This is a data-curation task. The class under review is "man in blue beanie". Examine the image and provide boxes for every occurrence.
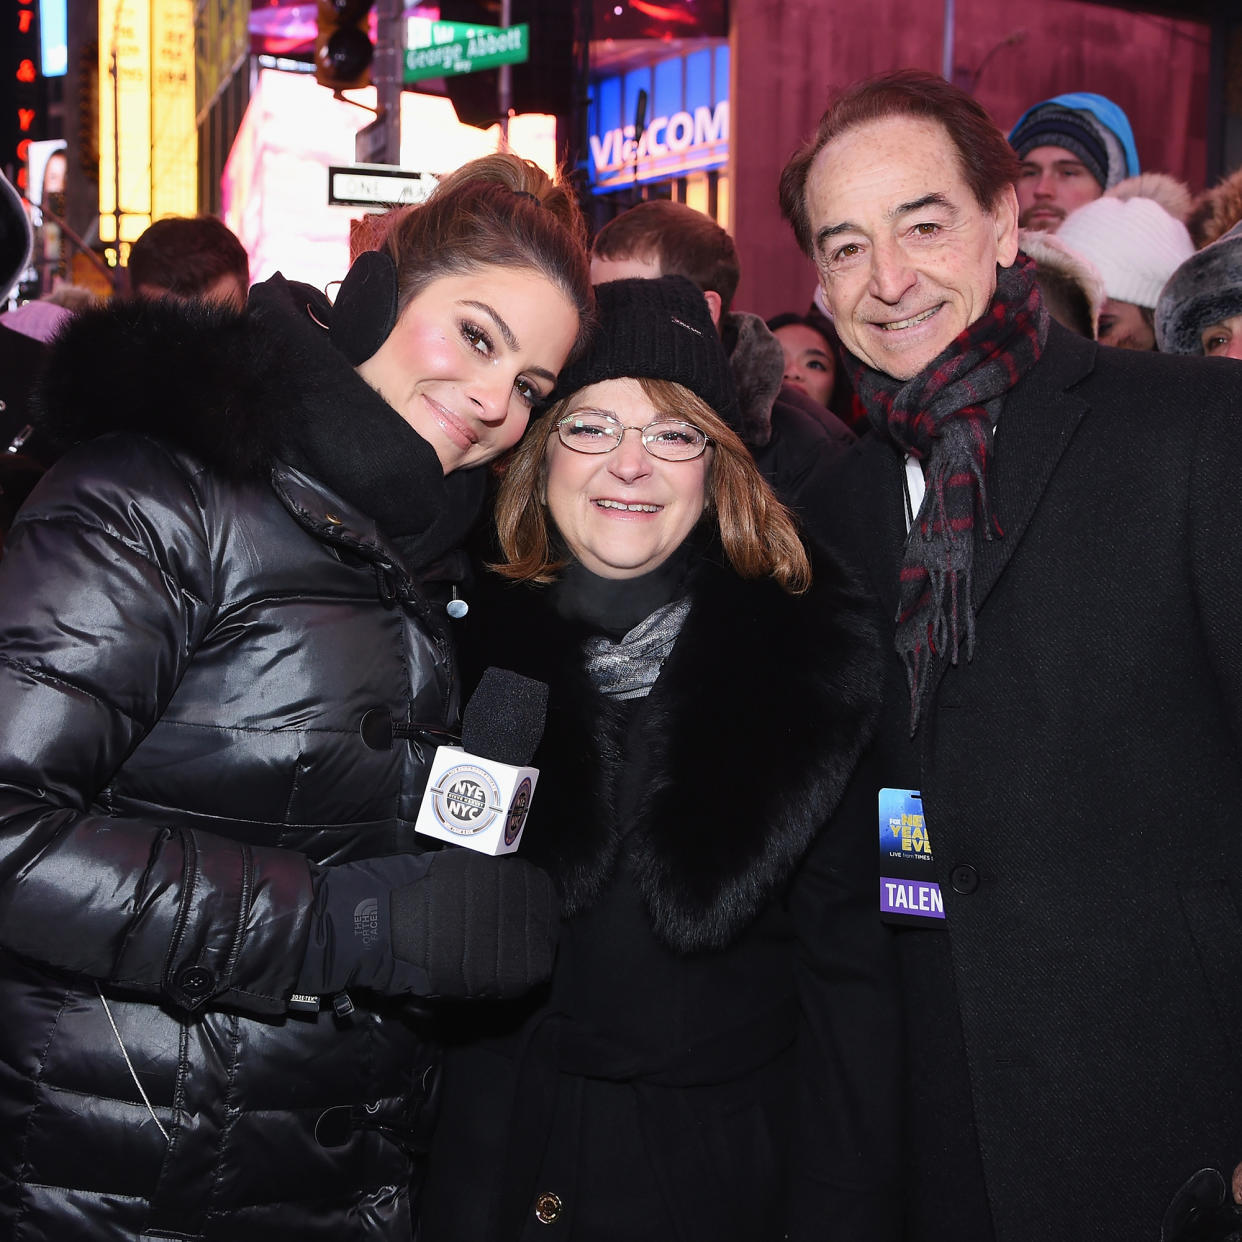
[1008,91,1140,231]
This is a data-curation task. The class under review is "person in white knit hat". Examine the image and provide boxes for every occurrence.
[1057,176,1194,349]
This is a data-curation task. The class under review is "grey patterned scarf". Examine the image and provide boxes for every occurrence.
[582,597,691,700]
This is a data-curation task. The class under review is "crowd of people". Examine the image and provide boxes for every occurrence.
[0,66,1239,1242]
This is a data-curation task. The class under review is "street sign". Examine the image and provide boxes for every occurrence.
[328,164,438,208]
[354,115,392,166]
[406,19,489,45]
[403,23,529,84]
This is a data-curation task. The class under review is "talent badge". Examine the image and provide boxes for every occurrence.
[878,788,945,926]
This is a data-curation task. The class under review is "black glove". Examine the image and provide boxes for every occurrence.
[1162,1168,1242,1242]
[295,850,558,1003]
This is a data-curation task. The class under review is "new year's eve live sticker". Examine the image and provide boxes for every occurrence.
[878,788,945,926]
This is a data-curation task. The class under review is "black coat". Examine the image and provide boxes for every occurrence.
[419,546,886,1241]
[721,310,854,532]
[0,285,460,1241]
[812,324,1242,1242]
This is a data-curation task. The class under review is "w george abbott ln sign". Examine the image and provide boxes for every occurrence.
[403,18,529,84]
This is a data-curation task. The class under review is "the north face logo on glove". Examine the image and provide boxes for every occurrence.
[353,897,380,947]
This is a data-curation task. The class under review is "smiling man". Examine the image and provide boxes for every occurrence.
[780,69,1242,1242]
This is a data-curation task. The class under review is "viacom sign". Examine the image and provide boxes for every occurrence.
[590,101,729,189]
[588,45,729,191]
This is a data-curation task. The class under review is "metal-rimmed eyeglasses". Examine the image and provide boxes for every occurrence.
[555,411,711,461]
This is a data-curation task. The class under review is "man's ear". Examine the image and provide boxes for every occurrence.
[993,183,1021,267]
[702,288,723,327]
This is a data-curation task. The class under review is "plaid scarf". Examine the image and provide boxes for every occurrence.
[845,256,1049,730]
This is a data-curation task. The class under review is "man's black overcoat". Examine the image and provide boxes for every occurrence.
[809,322,1242,1242]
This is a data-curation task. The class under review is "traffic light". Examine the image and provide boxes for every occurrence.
[315,0,375,92]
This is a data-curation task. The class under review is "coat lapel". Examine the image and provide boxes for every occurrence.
[855,435,909,628]
[970,323,1095,614]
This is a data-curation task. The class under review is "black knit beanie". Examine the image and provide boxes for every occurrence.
[553,275,742,431]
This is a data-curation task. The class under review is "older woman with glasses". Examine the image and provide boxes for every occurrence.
[419,275,891,1242]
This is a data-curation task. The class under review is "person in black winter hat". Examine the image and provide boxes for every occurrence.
[551,274,742,428]
[0,154,594,1242]
[589,199,854,529]
[419,274,888,1242]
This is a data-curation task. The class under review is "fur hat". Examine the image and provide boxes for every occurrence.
[1008,93,1140,191]
[0,171,32,304]
[1018,229,1106,339]
[1187,164,1242,249]
[1108,172,1194,223]
[1057,193,1194,310]
[1155,220,1242,355]
[553,275,741,430]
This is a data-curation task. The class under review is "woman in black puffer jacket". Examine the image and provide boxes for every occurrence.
[0,155,591,1242]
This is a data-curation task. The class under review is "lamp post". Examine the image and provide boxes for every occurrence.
[373,0,402,164]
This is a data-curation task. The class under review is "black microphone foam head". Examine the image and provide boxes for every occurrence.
[460,667,549,767]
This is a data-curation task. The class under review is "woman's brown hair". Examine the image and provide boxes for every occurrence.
[379,154,595,360]
[492,378,811,594]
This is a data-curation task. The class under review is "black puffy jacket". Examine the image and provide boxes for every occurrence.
[0,283,465,1240]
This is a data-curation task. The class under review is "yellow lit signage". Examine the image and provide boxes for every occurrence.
[150,0,196,220]
[98,0,196,250]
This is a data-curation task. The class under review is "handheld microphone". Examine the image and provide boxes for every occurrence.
[415,668,548,855]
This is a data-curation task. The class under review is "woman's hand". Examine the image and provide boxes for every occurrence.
[296,850,558,1003]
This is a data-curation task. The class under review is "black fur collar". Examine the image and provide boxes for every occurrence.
[464,548,879,952]
[32,276,488,567]
[35,275,353,479]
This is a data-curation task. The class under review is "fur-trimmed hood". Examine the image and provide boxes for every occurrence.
[1108,172,1194,222]
[720,310,786,449]
[1189,164,1242,249]
[463,547,880,952]
[34,274,360,479]
[1020,230,1106,339]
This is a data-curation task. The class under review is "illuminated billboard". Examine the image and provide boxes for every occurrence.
[223,67,556,294]
[39,0,66,75]
[98,0,196,251]
[588,44,728,190]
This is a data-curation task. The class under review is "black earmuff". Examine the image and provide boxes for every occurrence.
[329,249,400,366]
